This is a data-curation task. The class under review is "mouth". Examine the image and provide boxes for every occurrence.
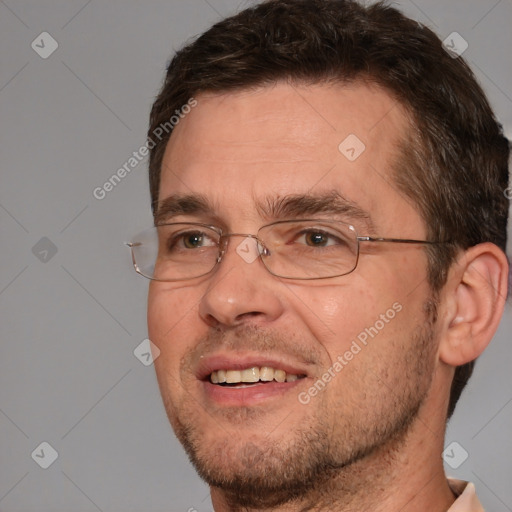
[210,366,307,387]
[197,355,311,406]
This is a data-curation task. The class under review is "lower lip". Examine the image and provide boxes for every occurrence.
[202,379,304,406]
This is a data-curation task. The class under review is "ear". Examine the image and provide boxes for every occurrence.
[439,242,509,366]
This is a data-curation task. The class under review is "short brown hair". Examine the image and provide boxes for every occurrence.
[147,0,510,418]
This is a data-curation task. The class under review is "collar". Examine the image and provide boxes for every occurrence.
[447,479,485,512]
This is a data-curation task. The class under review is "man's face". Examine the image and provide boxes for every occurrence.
[148,82,439,506]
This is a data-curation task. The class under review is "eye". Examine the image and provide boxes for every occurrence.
[182,232,206,249]
[168,231,217,251]
[296,229,341,247]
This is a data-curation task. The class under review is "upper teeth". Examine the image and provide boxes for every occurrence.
[210,367,299,384]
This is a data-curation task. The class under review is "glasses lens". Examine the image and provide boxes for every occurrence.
[259,220,358,279]
[130,224,220,281]
[129,220,359,281]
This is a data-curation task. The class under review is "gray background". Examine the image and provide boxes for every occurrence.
[0,1,511,511]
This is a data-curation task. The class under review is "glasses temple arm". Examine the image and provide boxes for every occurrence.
[357,236,450,245]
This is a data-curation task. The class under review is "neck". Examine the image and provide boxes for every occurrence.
[210,401,456,512]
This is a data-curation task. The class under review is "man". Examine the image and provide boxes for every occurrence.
[127,1,509,510]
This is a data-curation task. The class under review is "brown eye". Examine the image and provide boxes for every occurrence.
[304,232,330,246]
[182,233,204,249]
[165,230,217,252]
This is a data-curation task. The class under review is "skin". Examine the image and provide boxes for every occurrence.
[147,82,508,511]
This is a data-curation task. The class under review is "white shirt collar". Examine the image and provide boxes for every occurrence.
[447,479,485,512]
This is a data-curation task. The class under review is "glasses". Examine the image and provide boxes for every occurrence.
[126,219,445,281]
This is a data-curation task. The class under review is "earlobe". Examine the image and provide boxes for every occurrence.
[439,243,509,367]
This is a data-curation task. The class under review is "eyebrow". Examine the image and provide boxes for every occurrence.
[256,191,375,231]
[154,194,216,225]
[154,191,376,233]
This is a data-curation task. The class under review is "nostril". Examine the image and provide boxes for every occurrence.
[235,311,264,323]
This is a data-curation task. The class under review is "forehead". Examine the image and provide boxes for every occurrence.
[158,81,422,233]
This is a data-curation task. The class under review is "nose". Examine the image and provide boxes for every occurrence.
[198,235,285,328]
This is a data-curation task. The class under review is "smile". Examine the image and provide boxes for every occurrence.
[210,366,305,385]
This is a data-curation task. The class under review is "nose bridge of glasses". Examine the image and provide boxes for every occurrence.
[218,233,267,263]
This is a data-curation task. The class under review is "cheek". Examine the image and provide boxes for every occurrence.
[148,281,198,332]
[287,283,383,358]
[289,272,417,369]
[147,285,172,342]
[147,284,200,369]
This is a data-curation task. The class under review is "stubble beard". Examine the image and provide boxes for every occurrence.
[163,303,438,510]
